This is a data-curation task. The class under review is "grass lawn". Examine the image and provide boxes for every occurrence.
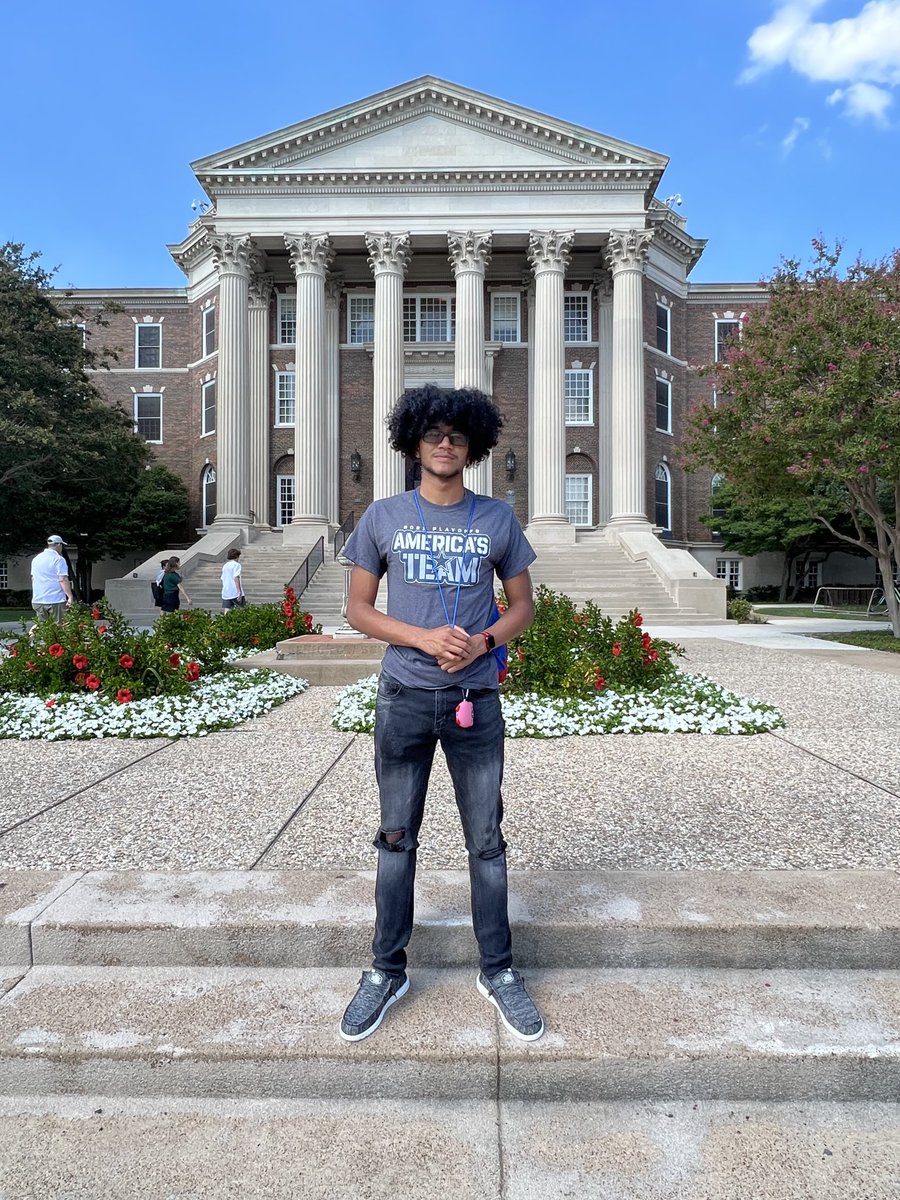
[753,605,887,620]
[814,631,900,653]
[0,610,33,623]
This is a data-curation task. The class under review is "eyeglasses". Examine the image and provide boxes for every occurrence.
[422,428,469,447]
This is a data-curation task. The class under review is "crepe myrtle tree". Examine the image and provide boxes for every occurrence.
[682,241,900,636]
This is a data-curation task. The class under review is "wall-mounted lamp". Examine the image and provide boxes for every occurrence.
[505,448,517,480]
[350,450,362,482]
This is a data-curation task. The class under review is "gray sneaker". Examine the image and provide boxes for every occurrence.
[339,969,409,1042]
[476,968,544,1041]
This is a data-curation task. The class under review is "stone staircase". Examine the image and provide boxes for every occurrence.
[530,530,712,624]
[1,867,899,1194]
[182,531,311,611]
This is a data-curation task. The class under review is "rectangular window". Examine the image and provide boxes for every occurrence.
[276,474,295,527]
[348,295,375,344]
[795,560,822,590]
[278,295,296,345]
[135,323,161,369]
[715,319,740,361]
[564,370,593,424]
[402,295,455,343]
[201,379,216,436]
[0,560,7,590]
[202,307,216,357]
[134,393,162,442]
[656,303,671,354]
[564,293,590,342]
[491,293,520,342]
[275,371,296,426]
[655,378,672,432]
[565,474,592,527]
[716,558,742,590]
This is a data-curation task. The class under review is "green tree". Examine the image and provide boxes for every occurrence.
[0,242,188,592]
[683,242,900,635]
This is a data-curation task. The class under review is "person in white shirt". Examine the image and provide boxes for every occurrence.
[221,548,245,609]
[31,535,74,622]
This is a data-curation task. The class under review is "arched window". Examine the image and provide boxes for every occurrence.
[654,463,671,533]
[201,465,217,528]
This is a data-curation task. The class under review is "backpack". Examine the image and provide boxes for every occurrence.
[487,601,508,682]
[151,579,164,607]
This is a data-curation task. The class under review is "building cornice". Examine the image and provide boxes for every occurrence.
[688,283,768,301]
[195,170,658,196]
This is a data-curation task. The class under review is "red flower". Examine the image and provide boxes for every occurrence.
[285,587,296,601]
[185,661,200,683]
[169,653,181,668]
[516,647,525,662]
[282,602,293,616]
[304,612,313,631]
[116,688,133,704]
[73,654,89,670]
[119,654,135,669]
[249,635,259,645]
[97,625,108,636]
[45,698,56,708]
[48,643,64,658]
[649,649,658,662]
[612,642,621,657]
[594,676,606,691]
[631,613,643,627]
[642,633,652,650]
[91,607,101,619]
[74,672,86,686]
[26,661,37,672]
[285,619,294,631]
[9,646,16,658]
[85,675,101,691]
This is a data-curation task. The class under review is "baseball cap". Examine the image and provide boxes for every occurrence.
[46,535,67,546]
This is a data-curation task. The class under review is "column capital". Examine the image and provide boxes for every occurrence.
[365,232,412,277]
[209,233,256,277]
[606,229,653,275]
[527,230,574,276]
[447,230,492,275]
[284,232,335,277]
[248,271,274,309]
[324,272,344,309]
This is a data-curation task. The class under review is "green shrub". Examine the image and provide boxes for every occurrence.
[502,585,684,696]
[727,598,753,623]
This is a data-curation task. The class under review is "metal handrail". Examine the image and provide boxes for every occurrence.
[334,511,355,560]
[285,536,324,598]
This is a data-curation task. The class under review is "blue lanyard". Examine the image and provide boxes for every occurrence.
[412,489,477,629]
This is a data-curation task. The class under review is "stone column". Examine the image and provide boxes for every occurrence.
[607,230,653,529]
[208,233,255,529]
[525,230,575,543]
[324,273,343,526]
[366,232,411,500]
[248,268,274,529]
[284,232,334,544]
[595,269,614,526]
[448,231,492,496]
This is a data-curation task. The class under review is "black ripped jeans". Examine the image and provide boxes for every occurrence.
[371,672,512,977]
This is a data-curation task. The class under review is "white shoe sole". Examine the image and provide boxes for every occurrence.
[339,976,410,1042]
[476,973,544,1041]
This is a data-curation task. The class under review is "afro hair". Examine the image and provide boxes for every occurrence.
[386,385,503,465]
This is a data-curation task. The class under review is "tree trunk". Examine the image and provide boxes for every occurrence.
[788,553,810,602]
[779,553,793,602]
[877,553,900,637]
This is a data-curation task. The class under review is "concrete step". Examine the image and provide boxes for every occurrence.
[3,963,900,1101]
[12,869,900,971]
[5,1096,899,1199]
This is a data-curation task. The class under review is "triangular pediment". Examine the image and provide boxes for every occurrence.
[192,76,667,181]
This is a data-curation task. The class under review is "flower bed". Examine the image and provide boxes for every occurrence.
[332,672,784,738]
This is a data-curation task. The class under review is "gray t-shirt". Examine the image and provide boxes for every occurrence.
[344,488,536,690]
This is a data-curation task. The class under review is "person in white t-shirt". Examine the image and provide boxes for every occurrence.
[220,548,245,609]
[31,535,74,622]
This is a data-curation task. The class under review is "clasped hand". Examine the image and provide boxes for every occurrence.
[421,624,483,673]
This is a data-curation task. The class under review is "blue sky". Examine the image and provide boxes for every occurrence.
[3,0,898,287]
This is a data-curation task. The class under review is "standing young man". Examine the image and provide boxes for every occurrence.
[340,384,543,1043]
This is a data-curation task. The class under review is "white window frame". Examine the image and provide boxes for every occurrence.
[655,376,672,433]
[201,379,217,437]
[277,294,297,345]
[565,473,593,527]
[275,371,296,426]
[715,318,740,362]
[491,292,521,343]
[716,558,742,590]
[134,392,162,443]
[201,465,217,528]
[656,302,671,355]
[795,560,822,590]
[202,307,216,358]
[135,322,162,369]
[564,292,590,343]
[654,463,672,532]
[403,294,455,343]
[0,560,7,590]
[276,474,295,527]
[564,369,593,425]
[348,294,375,344]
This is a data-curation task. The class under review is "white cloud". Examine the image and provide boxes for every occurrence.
[744,1,900,122]
[781,115,811,152]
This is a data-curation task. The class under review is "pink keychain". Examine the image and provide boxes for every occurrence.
[455,691,474,728]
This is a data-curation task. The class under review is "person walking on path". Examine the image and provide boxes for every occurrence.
[220,548,245,609]
[160,557,191,613]
[339,384,543,1043]
[30,535,74,622]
